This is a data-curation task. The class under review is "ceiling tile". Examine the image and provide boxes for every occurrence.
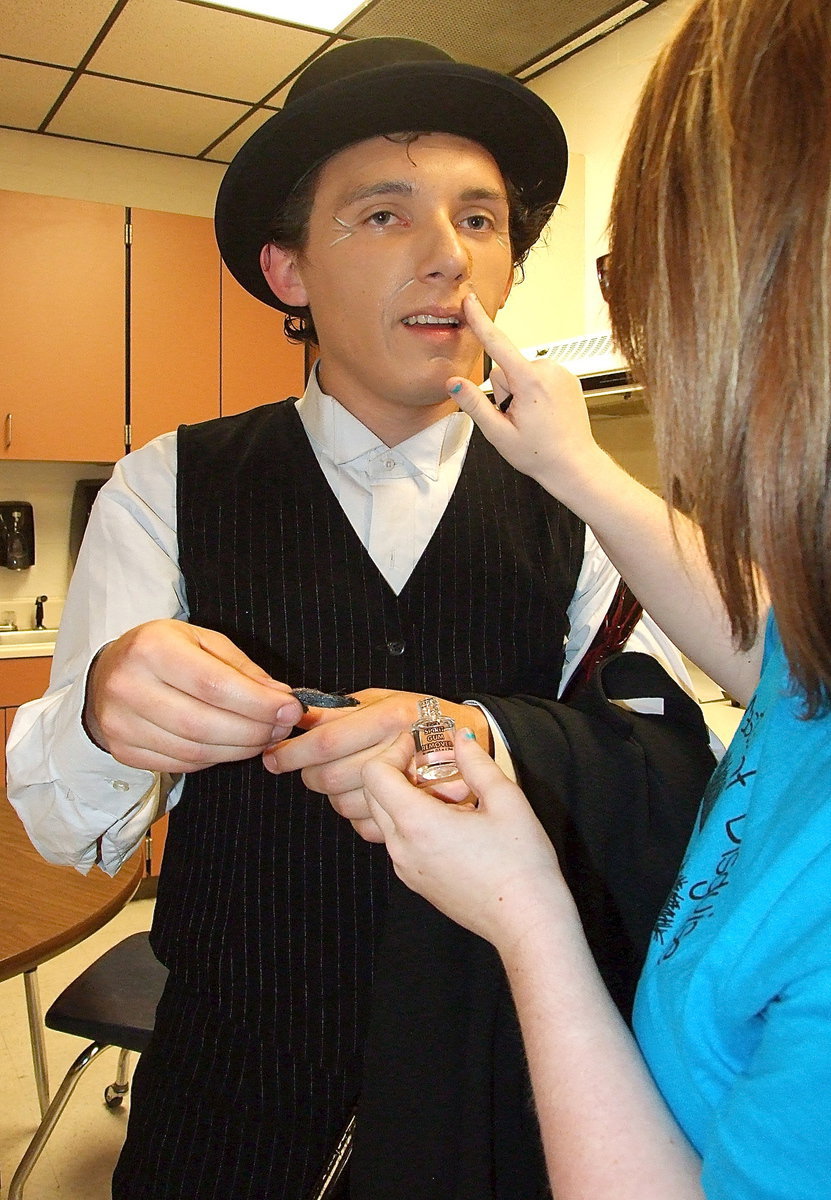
[0,59,72,129]
[0,1,671,162]
[0,0,118,65]
[203,105,278,162]
[346,0,646,75]
[89,0,330,102]
[46,74,252,156]
[262,34,351,105]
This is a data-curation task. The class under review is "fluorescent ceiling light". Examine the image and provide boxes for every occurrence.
[191,0,368,33]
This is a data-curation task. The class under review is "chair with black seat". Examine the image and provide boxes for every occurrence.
[9,930,169,1199]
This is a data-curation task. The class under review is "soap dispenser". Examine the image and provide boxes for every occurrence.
[0,501,35,570]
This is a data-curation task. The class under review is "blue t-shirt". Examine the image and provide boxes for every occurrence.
[634,618,831,1199]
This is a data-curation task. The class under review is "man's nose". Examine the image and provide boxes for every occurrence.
[419,220,472,283]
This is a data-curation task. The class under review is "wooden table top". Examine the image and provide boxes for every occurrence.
[0,788,144,981]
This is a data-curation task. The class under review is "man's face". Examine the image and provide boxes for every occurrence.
[263,132,514,441]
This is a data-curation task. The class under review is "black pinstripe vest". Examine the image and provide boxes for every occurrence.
[152,399,583,1071]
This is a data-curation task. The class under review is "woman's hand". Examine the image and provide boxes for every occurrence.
[362,728,571,952]
[448,292,610,507]
[264,690,491,843]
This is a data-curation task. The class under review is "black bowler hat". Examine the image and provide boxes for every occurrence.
[215,37,568,311]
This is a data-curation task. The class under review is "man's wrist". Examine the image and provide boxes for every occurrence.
[458,700,494,755]
[81,645,111,752]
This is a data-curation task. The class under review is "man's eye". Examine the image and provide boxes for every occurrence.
[461,214,495,232]
[367,210,396,226]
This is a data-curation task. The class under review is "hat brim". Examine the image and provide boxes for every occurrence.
[215,60,567,311]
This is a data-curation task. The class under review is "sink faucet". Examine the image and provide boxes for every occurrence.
[34,594,48,630]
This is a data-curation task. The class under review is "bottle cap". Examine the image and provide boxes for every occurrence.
[417,696,443,722]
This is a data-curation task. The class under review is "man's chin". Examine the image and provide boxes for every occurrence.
[410,380,468,408]
[418,353,480,395]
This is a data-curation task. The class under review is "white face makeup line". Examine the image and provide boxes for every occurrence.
[327,211,509,253]
[332,176,510,235]
[329,213,355,243]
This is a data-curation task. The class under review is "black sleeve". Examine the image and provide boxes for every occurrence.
[351,654,716,1200]
[464,650,716,1018]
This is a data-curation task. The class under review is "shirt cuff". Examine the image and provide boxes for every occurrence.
[11,661,163,873]
[462,700,518,783]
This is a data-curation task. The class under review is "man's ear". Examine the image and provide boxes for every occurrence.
[260,244,309,308]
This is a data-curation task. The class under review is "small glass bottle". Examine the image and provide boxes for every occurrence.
[411,696,459,782]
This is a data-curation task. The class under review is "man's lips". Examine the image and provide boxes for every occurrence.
[400,308,464,330]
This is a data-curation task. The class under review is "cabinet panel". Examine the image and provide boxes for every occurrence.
[1,657,52,785]
[0,657,52,707]
[220,264,304,416]
[2,705,17,784]
[130,209,220,450]
[0,190,125,462]
[148,812,168,877]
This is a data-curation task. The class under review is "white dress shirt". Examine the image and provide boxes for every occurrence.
[7,370,689,874]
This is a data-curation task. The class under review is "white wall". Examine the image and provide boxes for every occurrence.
[0,461,112,630]
[502,0,695,341]
[497,152,585,350]
[0,127,222,216]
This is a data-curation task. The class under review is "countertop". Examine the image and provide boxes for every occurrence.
[0,631,57,660]
[683,656,744,748]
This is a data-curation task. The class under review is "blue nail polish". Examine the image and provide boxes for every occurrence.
[463,729,476,740]
[450,382,463,395]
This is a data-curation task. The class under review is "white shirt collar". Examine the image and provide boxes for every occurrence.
[296,365,472,482]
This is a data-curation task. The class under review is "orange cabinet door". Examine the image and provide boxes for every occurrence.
[0,190,125,462]
[129,209,221,450]
[2,706,16,785]
[1,657,52,785]
[220,264,305,416]
[147,812,168,877]
[0,657,53,707]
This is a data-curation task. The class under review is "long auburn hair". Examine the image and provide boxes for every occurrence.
[607,0,831,712]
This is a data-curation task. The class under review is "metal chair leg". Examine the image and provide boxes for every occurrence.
[307,1110,356,1200]
[22,969,49,1117]
[8,1040,111,1200]
[104,1047,133,1108]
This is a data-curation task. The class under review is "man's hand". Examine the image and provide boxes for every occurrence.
[263,689,492,843]
[84,619,304,774]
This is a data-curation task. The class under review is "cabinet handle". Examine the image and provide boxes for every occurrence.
[4,413,10,449]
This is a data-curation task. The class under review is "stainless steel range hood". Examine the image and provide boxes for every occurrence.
[481,331,658,489]
[483,332,646,417]
[520,332,646,417]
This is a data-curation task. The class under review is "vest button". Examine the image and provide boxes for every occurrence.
[386,640,406,656]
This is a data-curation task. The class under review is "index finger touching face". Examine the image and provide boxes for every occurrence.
[461,292,530,380]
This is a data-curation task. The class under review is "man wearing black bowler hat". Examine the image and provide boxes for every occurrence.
[8,36,714,1200]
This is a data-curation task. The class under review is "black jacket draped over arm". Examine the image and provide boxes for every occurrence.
[350,652,717,1200]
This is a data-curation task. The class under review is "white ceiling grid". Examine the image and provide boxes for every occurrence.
[0,0,668,163]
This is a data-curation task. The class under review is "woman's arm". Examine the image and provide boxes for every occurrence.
[363,732,704,1199]
[449,294,765,706]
